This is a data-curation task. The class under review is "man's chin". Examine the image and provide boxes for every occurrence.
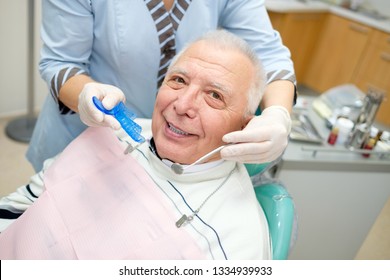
[156,147,189,164]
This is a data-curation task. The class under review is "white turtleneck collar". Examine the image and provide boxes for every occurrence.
[135,138,237,183]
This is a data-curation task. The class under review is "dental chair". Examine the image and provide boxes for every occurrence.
[245,163,296,260]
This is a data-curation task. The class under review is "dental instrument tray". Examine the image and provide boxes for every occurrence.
[290,111,323,144]
[92,96,145,143]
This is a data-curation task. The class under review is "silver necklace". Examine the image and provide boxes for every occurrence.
[175,169,234,228]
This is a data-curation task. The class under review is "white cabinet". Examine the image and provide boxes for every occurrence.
[279,168,390,259]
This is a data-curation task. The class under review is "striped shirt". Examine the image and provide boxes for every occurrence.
[47,0,295,115]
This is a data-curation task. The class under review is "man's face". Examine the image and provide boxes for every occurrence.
[152,40,255,164]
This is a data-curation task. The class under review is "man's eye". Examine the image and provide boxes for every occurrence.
[210,91,222,100]
[173,77,185,84]
[166,76,186,89]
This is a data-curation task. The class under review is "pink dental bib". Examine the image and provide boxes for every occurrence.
[0,127,205,259]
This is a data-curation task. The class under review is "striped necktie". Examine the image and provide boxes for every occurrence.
[145,0,192,89]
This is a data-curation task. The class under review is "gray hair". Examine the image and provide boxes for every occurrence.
[168,29,266,116]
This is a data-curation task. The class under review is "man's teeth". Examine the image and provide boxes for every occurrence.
[169,123,189,135]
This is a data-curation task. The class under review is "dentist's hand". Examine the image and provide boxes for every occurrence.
[221,106,291,164]
[78,83,126,129]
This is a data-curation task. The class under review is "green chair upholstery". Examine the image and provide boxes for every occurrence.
[245,163,295,260]
[254,183,294,260]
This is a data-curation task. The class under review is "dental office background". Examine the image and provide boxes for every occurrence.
[1,0,390,117]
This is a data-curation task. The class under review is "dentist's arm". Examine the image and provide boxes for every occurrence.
[59,75,125,130]
[260,80,295,114]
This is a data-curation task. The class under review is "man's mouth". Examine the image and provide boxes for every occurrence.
[168,123,190,136]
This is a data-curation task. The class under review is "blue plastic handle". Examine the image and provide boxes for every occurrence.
[92,96,145,143]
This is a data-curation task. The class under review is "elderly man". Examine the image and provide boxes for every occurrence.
[0,30,273,259]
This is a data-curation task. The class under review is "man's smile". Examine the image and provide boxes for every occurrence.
[168,123,190,136]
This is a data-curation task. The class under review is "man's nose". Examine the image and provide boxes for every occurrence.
[174,86,200,118]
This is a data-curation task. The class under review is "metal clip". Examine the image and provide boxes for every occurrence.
[176,214,188,228]
[124,142,142,155]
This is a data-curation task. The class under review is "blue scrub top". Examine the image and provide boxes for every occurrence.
[28,0,295,171]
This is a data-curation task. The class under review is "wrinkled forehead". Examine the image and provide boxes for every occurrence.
[177,40,244,70]
[172,40,254,88]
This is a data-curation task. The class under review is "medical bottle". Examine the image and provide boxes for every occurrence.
[327,126,339,145]
[380,131,390,144]
[374,131,390,154]
[335,118,354,146]
[374,129,382,145]
[337,106,351,120]
[361,127,379,149]
[362,138,375,158]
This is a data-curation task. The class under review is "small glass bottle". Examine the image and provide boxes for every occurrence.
[338,106,351,120]
[335,117,354,146]
[327,126,339,145]
[370,127,379,145]
[375,130,383,144]
[362,138,376,158]
[380,131,390,144]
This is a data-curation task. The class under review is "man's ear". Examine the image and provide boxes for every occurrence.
[241,115,253,130]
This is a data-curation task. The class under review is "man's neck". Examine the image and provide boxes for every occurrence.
[148,138,225,174]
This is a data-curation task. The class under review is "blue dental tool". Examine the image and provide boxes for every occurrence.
[92,96,145,143]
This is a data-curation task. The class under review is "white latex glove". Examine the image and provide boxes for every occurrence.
[78,83,126,129]
[221,106,292,164]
